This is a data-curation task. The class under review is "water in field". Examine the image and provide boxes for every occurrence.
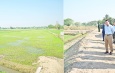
[0,37,44,54]
[0,45,5,48]
[25,46,44,54]
[0,29,63,72]
[8,40,24,46]
[0,65,21,73]
[7,37,29,46]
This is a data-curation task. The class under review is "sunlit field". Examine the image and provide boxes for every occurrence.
[0,29,63,73]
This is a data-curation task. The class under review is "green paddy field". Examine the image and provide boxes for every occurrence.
[0,29,63,73]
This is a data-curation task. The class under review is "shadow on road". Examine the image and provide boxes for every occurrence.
[95,34,102,38]
[84,47,105,50]
[65,50,115,73]
[80,55,115,61]
[72,61,115,69]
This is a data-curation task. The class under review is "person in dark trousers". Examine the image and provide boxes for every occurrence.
[102,24,105,41]
[112,22,115,43]
[98,24,100,32]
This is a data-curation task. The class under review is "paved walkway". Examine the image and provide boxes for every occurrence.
[65,29,115,73]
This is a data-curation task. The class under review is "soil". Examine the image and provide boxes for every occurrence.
[65,29,115,73]
[37,56,64,73]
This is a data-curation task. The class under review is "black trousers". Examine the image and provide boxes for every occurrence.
[113,32,115,43]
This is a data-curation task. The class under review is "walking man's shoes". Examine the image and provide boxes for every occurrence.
[109,52,112,55]
[104,51,108,54]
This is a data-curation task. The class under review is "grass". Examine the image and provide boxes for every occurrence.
[48,29,63,34]
[64,33,80,41]
[0,72,6,73]
[64,33,82,43]
[0,71,6,73]
[0,29,63,72]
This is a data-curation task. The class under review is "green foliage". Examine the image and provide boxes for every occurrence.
[86,21,97,26]
[82,23,86,25]
[0,71,6,73]
[64,18,74,26]
[48,24,63,29]
[64,14,115,27]
[48,24,55,28]
[55,23,61,30]
[64,18,97,26]
[98,14,115,25]
[74,22,81,26]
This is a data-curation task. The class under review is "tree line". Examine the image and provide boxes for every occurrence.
[48,23,63,29]
[0,23,63,30]
[97,14,115,25]
[64,14,115,27]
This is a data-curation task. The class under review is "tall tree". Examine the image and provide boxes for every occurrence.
[102,14,114,25]
[105,14,109,20]
[64,18,74,26]
[82,23,87,26]
[74,22,80,26]
[55,21,61,30]
[97,20,102,24]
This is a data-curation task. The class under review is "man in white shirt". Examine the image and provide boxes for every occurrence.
[104,20,114,55]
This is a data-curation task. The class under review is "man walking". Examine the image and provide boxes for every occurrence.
[104,20,114,55]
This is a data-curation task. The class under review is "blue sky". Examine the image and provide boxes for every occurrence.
[0,0,63,27]
[64,0,115,23]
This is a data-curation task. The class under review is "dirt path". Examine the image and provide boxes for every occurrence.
[65,29,115,73]
[36,56,64,73]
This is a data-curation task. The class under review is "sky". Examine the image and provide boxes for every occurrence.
[64,0,115,23]
[0,0,63,27]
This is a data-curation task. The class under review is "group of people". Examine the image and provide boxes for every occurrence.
[102,20,115,55]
